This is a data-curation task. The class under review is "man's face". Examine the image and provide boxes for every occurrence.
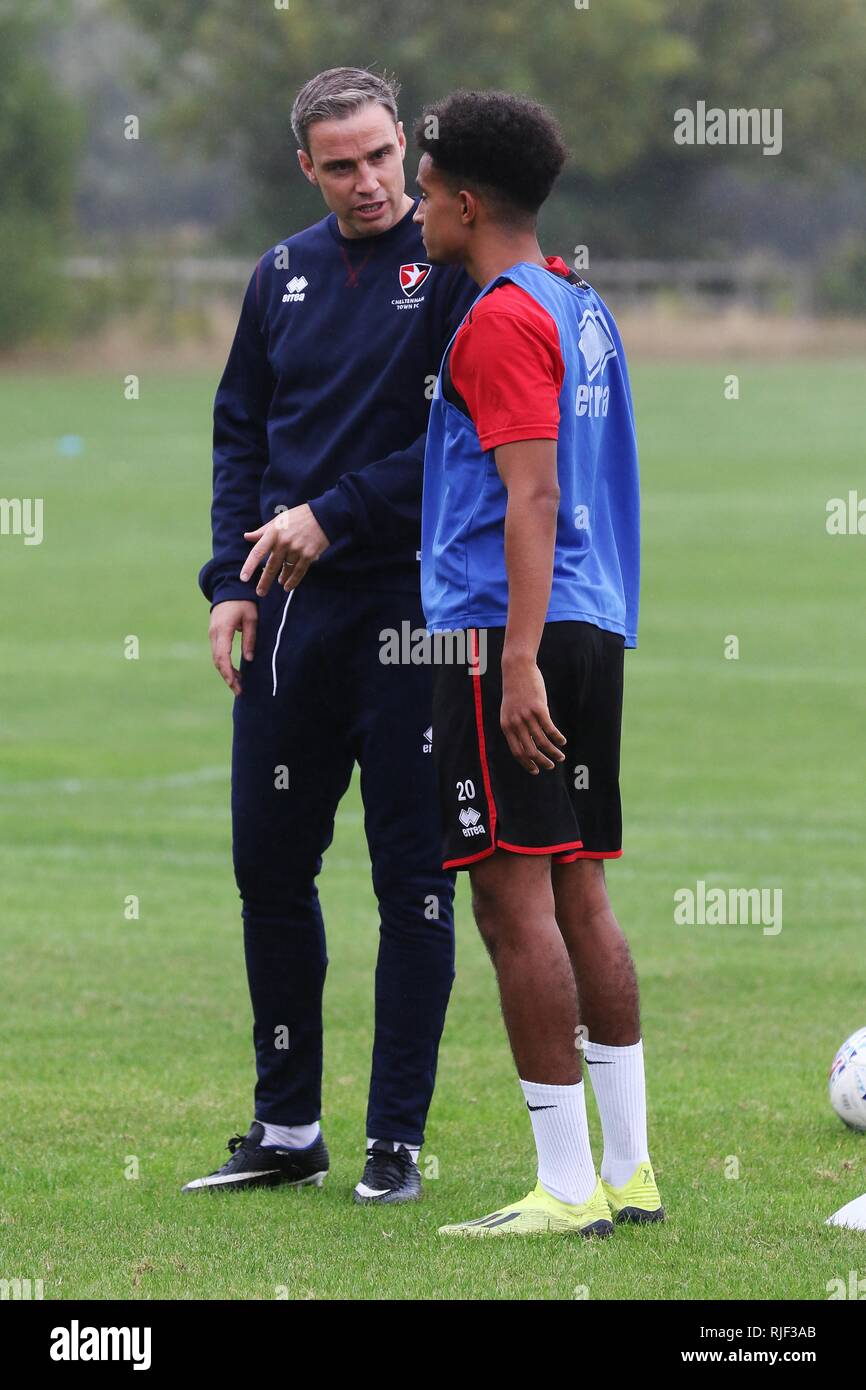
[413,153,469,264]
[298,102,408,238]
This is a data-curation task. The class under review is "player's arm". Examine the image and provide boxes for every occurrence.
[495,440,567,774]
[302,265,478,550]
[306,432,426,551]
[247,268,477,594]
[240,431,431,596]
[200,263,275,692]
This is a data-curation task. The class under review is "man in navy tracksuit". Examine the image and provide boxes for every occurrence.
[183,68,475,1202]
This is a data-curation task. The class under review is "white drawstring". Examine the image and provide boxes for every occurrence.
[271,590,294,696]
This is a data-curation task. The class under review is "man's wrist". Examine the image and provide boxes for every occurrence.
[209,578,260,609]
[307,489,354,545]
[501,641,539,669]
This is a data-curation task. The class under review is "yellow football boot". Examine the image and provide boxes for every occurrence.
[438,1177,614,1237]
[601,1161,665,1224]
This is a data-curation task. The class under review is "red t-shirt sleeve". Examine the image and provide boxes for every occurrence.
[448,286,565,451]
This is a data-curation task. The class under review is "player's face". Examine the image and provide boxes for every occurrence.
[298,103,410,238]
[413,154,467,264]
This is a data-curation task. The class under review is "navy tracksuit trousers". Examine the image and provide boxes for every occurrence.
[231,578,455,1146]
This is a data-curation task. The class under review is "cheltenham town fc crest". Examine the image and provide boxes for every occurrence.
[399,263,432,297]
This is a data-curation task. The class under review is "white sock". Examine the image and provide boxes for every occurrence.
[583,1037,649,1188]
[519,1078,597,1205]
[368,1138,420,1166]
[259,1121,320,1149]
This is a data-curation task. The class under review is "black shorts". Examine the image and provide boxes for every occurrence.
[431,622,625,870]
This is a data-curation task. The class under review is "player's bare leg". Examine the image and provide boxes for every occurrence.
[435,848,615,1236]
[551,858,639,1045]
[469,850,580,1084]
[552,857,664,1222]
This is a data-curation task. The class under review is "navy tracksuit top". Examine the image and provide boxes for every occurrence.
[199,197,476,606]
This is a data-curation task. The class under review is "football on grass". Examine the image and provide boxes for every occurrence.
[829,1027,866,1131]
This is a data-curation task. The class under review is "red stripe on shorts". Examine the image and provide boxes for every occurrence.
[470,628,498,845]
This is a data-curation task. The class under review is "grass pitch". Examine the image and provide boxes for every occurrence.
[1,360,864,1299]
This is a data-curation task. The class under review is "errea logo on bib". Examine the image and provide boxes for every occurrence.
[576,383,610,418]
[577,308,616,380]
[576,307,616,417]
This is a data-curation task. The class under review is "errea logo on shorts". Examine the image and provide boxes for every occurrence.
[282,276,308,303]
[458,806,486,837]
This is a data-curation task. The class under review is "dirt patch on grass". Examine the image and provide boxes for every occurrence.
[2,305,866,374]
[616,307,866,360]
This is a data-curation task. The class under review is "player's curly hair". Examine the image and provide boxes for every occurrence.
[414,90,568,219]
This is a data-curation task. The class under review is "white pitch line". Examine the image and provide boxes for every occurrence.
[0,765,229,795]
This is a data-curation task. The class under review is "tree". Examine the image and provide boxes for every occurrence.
[0,10,82,347]
[112,0,866,257]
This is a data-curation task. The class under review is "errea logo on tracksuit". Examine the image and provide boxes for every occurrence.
[282,276,308,303]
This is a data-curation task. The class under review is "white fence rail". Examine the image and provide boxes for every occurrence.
[63,254,813,313]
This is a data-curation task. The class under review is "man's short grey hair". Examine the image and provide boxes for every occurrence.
[291,67,401,155]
